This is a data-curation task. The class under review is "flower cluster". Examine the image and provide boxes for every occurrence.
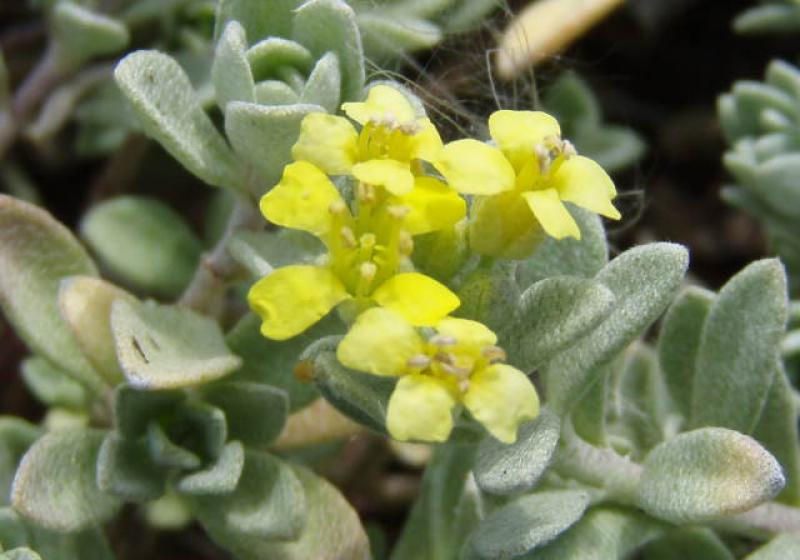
[248,84,620,443]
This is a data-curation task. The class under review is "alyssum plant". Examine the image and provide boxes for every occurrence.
[0,1,799,559]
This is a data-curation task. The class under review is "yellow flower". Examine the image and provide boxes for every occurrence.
[337,307,540,443]
[248,161,465,340]
[292,84,443,196]
[434,110,621,258]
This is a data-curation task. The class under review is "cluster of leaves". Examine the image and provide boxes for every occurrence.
[733,0,800,34]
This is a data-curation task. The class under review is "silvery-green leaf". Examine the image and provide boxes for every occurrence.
[81,196,203,297]
[543,72,600,131]
[177,441,245,495]
[96,434,165,501]
[441,0,500,33]
[691,259,787,433]
[642,528,733,560]
[391,445,478,560]
[191,450,305,543]
[215,0,301,44]
[744,534,800,559]
[11,430,121,532]
[657,287,714,421]
[766,59,800,98]
[525,507,664,560]
[544,243,688,414]
[511,277,614,371]
[146,423,202,470]
[247,38,313,81]
[228,229,325,278]
[455,261,519,341]
[637,427,784,524]
[52,3,129,67]
[213,21,255,111]
[570,365,610,446]
[203,381,288,446]
[170,401,228,462]
[300,52,341,113]
[468,490,589,559]
[576,127,646,173]
[114,51,243,191]
[292,0,364,101]
[0,419,40,506]
[224,101,324,192]
[112,384,185,439]
[0,195,104,393]
[474,409,560,496]
[752,364,800,504]
[20,357,88,410]
[754,155,800,219]
[58,276,134,385]
[144,491,192,531]
[357,13,441,59]
[255,81,300,105]
[734,5,800,34]
[111,299,242,389]
[517,207,608,289]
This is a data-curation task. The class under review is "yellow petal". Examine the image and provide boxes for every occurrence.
[291,113,358,175]
[399,176,467,235]
[468,191,546,259]
[372,272,460,326]
[260,161,350,239]
[337,308,424,376]
[436,317,497,349]
[408,118,444,162]
[463,364,539,443]
[387,374,457,442]
[342,84,417,125]
[352,159,414,195]
[248,265,349,340]
[522,188,581,240]
[552,155,621,219]
[434,139,516,196]
[489,110,560,170]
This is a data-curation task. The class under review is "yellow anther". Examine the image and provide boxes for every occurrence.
[429,334,457,347]
[340,226,357,248]
[562,139,577,158]
[482,345,508,363]
[458,379,470,393]
[440,361,471,378]
[357,181,376,203]
[388,205,411,220]
[359,233,376,250]
[360,261,377,280]
[329,200,347,214]
[407,354,432,369]
[399,231,414,256]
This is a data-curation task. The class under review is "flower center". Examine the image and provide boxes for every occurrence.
[357,118,421,163]
[517,135,577,192]
[406,335,507,393]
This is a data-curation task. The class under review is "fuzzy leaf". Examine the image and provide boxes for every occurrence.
[657,287,714,421]
[203,382,288,446]
[691,259,787,433]
[455,261,520,340]
[511,277,614,371]
[642,528,733,560]
[468,490,589,559]
[357,14,441,60]
[111,299,241,389]
[177,441,245,495]
[745,534,800,559]
[96,434,165,501]
[247,38,313,81]
[81,196,203,297]
[112,384,185,439]
[225,101,324,192]
[0,196,104,393]
[228,229,325,278]
[637,427,784,524]
[52,3,129,67]
[300,52,341,113]
[114,51,243,191]
[0,419,40,506]
[11,430,121,532]
[214,0,301,43]
[292,0,364,101]
[213,21,255,111]
[20,358,88,410]
[544,243,688,414]
[474,409,560,496]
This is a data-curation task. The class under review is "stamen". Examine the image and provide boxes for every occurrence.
[440,361,471,378]
[458,379,470,393]
[399,121,422,135]
[340,226,357,248]
[329,200,347,215]
[399,231,414,256]
[357,182,376,204]
[535,143,551,174]
[429,334,457,347]
[407,354,431,369]
[359,233,376,250]
[387,204,410,220]
[482,345,507,363]
[360,261,377,280]
[562,139,577,157]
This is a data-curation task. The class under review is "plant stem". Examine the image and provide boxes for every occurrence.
[178,194,262,315]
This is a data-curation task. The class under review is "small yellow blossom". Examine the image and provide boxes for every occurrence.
[248,161,465,340]
[434,110,621,258]
[292,84,443,196]
[337,307,540,443]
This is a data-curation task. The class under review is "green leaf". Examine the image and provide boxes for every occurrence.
[213,21,255,111]
[146,423,202,470]
[191,450,305,543]
[642,528,733,560]
[81,196,203,297]
[247,38,313,81]
[570,365,611,447]
[734,5,800,34]
[114,51,243,191]
[744,534,800,559]
[292,0,365,101]
[214,0,302,44]
[517,207,608,289]
[468,490,589,559]
[510,277,615,371]
[228,229,324,278]
[637,427,784,524]
[20,358,88,410]
[255,81,300,105]
[691,259,787,433]
[544,243,688,414]
[300,52,341,113]
[455,261,520,340]
[58,276,133,385]
[96,434,165,501]
[2,549,41,560]
[0,195,104,393]
[391,445,478,560]
[52,3,129,67]
[357,14,441,60]
[474,409,560,496]
[657,287,714,422]
[225,101,324,192]
[0,419,40,506]
[11,430,122,532]
[112,384,185,439]
[176,441,245,495]
[111,299,242,389]
[170,401,228,463]
[203,381,288,446]
[526,507,664,560]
